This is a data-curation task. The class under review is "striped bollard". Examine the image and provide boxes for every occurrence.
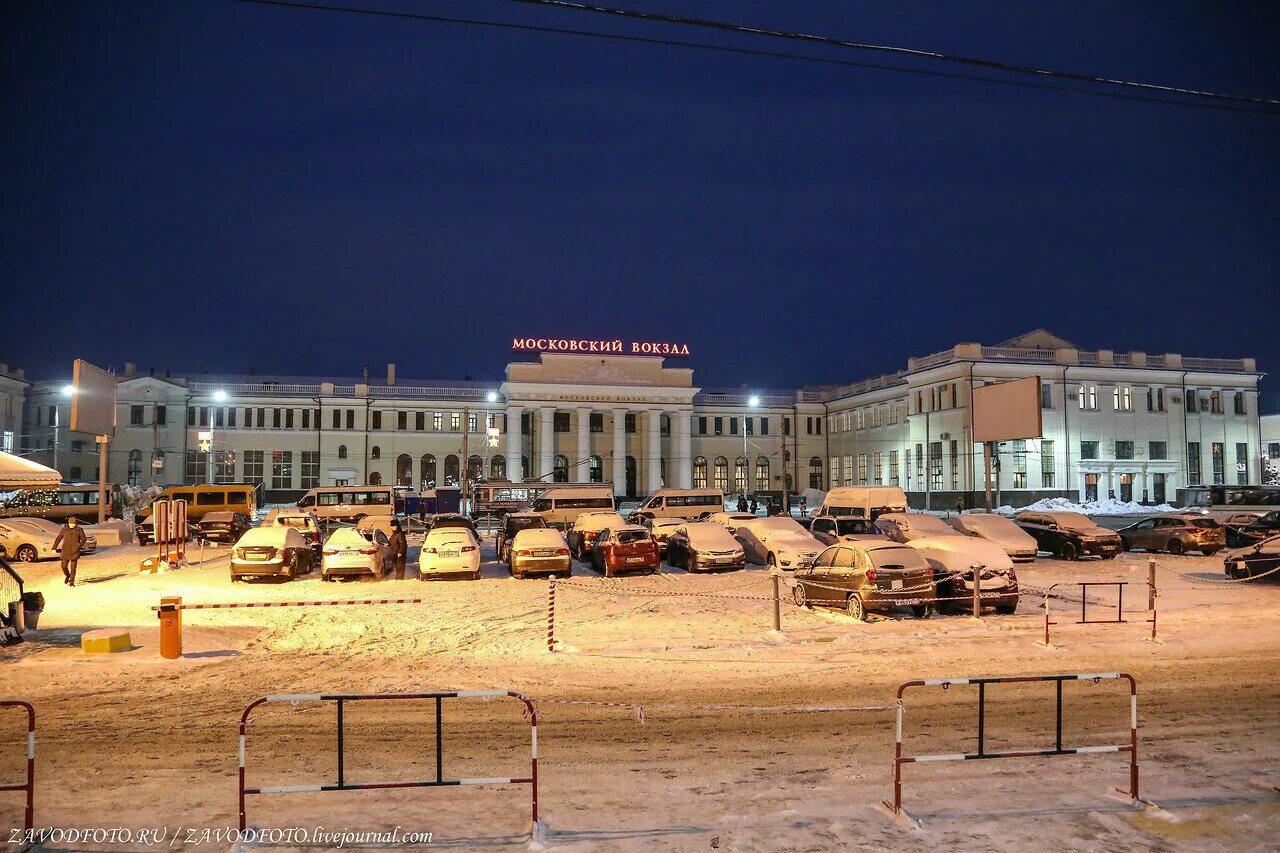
[547,575,557,654]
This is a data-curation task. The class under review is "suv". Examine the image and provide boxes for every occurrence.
[496,512,547,563]
[1014,511,1122,560]
[1237,511,1280,545]
[809,515,884,546]
[1117,513,1225,555]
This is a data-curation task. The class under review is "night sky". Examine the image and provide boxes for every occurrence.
[3,1,1277,406]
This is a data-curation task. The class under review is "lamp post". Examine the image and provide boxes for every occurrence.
[744,395,760,499]
[53,384,74,473]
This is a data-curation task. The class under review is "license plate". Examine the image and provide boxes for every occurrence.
[1237,560,1246,570]
[440,550,459,558]
[626,557,645,564]
[891,579,903,590]
[534,549,556,557]
[245,554,268,561]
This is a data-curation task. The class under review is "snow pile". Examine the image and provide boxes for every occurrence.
[120,485,163,509]
[999,496,1178,516]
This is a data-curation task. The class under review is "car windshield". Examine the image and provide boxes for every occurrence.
[756,518,805,535]
[683,523,738,548]
[835,519,876,535]
[961,515,1014,533]
[652,519,683,530]
[868,546,926,570]
[1052,512,1097,531]
[616,529,651,545]
[901,515,953,534]
[275,516,314,529]
[506,517,544,534]
[577,513,626,532]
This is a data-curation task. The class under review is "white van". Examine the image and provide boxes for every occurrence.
[818,486,908,521]
[527,486,616,531]
[630,488,725,523]
[297,485,395,524]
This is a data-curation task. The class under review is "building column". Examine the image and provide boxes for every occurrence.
[505,404,522,481]
[675,410,692,488]
[646,410,662,494]
[611,409,627,495]
[575,408,592,483]
[538,408,554,479]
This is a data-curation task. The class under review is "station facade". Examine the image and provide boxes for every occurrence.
[16,330,1265,508]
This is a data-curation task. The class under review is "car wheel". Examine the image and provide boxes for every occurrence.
[911,604,930,619]
[1166,539,1184,556]
[687,556,699,572]
[792,585,808,608]
[15,545,38,562]
[1202,548,1219,557]
[845,593,864,622]
[995,601,1017,615]
[1059,542,1078,561]
[1120,537,1132,552]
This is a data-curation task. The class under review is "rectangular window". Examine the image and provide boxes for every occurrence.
[1115,440,1134,460]
[889,450,900,486]
[1211,442,1224,484]
[371,411,381,430]
[1081,441,1099,460]
[1270,442,1280,460]
[1013,471,1027,489]
[625,413,637,433]
[928,442,942,490]
[554,412,570,433]
[1114,386,1132,411]
[1185,390,1197,412]
[915,443,924,491]
[398,411,407,430]
[1041,439,1055,488]
[729,417,739,436]
[300,450,320,489]
[187,407,196,427]
[468,413,478,433]
[214,450,236,483]
[155,405,166,426]
[422,412,431,431]
[200,407,209,427]
[1210,391,1222,415]
[1233,392,1246,416]
[760,417,768,436]
[332,409,341,429]
[745,417,754,436]
[1186,442,1201,485]
[283,409,292,429]
[873,451,883,485]
[783,416,791,436]
[273,408,282,429]
[521,412,532,435]
[214,407,224,428]
[300,409,309,429]
[272,450,293,489]
[697,416,707,435]
[830,457,840,488]
[346,409,355,430]
[243,450,264,484]
[1078,385,1097,410]
[950,440,959,489]
[904,450,911,490]
[714,417,724,436]
[184,450,205,485]
[1149,441,1167,460]
[1147,387,1164,412]
[257,408,266,429]
[1041,383,1052,409]
[589,413,604,433]
[227,407,237,428]
[1236,443,1249,485]
[450,412,460,431]
[130,405,144,426]
[858,453,869,485]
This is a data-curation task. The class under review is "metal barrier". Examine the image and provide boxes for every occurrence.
[889,673,1138,815]
[0,701,35,832]
[1041,582,1157,645]
[238,691,538,831]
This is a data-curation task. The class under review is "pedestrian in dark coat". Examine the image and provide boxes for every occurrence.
[749,497,758,516]
[736,495,748,513]
[53,517,88,587]
[389,522,408,580]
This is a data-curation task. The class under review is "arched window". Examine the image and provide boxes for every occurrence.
[396,453,412,486]
[734,456,748,495]
[713,456,729,492]
[444,454,459,485]
[692,456,708,488]
[467,455,483,482]
[589,455,603,483]
[127,449,142,487]
[371,445,381,460]
[553,455,569,483]
[521,455,530,481]
[369,471,383,485]
[491,455,506,480]
[421,454,436,489]
[338,444,348,460]
[625,456,637,495]
[756,456,770,490]
[809,456,823,490]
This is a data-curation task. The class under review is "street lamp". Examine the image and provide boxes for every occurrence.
[212,389,228,402]
[743,395,760,498]
[54,384,74,471]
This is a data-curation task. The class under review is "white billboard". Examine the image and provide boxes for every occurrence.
[69,359,118,437]
[972,376,1043,443]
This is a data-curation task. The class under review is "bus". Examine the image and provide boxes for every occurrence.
[469,480,616,519]
[297,485,395,523]
[0,483,122,523]
[1177,485,1280,513]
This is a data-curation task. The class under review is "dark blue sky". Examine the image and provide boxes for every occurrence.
[3,1,1277,405]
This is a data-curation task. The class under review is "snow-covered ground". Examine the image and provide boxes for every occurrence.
[3,536,1279,850]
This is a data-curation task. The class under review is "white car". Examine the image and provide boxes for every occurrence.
[230,526,314,581]
[947,513,1038,563]
[321,526,392,581]
[420,527,481,580]
[508,528,571,579]
[733,516,822,570]
[703,512,758,533]
[0,517,97,562]
[566,511,628,560]
[904,536,1020,615]
[875,513,963,543]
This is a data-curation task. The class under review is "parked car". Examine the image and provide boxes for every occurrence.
[809,515,885,547]
[566,511,628,560]
[497,512,547,564]
[508,528,571,579]
[428,513,477,534]
[947,513,1038,563]
[321,526,392,581]
[733,516,821,570]
[904,537,1019,614]
[1223,535,1280,580]
[419,527,481,580]
[642,517,685,557]
[703,512,758,533]
[1118,513,1225,555]
[663,522,745,572]
[263,508,324,562]
[196,511,252,543]
[792,541,935,621]
[1235,510,1280,545]
[1014,511,1122,560]
[0,518,95,562]
[874,513,963,544]
[230,526,314,581]
[589,525,660,577]
[1206,511,1267,547]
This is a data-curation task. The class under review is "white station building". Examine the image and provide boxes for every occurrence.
[15,330,1266,508]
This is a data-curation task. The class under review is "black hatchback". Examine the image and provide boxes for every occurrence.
[496,512,546,563]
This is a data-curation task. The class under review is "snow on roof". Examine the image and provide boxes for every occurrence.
[0,451,60,489]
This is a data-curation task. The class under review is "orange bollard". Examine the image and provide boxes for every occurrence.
[158,595,182,659]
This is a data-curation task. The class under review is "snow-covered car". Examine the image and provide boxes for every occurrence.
[0,518,95,562]
[321,526,392,581]
[809,515,885,546]
[262,508,323,561]
[904,536,1019,614]
[566,511,628,560]
[196,511,252,543]
[1223,535,1280,580]
[642,517,684,557]
[419,527,481,580]
[874,513,963,544]
[1014,511,1122,561]
[947,513,1038,563]
[792,540,935,621]
[663,522,744,572]
[703,512,757,533]
[733,516,821,570]
[230,526,314,581]
[589,525,660,577]
[508,528,570,579]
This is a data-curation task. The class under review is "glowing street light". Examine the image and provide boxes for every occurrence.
[212,389,228,402]
[61,384,75,396]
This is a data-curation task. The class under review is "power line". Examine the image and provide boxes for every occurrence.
[503,0,1280,108]
[232,0,1280,116]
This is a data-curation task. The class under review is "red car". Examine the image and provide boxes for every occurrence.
[589,525,660,577]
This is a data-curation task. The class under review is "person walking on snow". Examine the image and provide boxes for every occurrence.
[53,517,87,587]
[389,521,408,580]
[736,494,749,513]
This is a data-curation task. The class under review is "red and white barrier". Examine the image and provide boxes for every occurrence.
[889,672,1139,816]
[154,596,432,612]
[238,691,538,831]
[0,700,35,832]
